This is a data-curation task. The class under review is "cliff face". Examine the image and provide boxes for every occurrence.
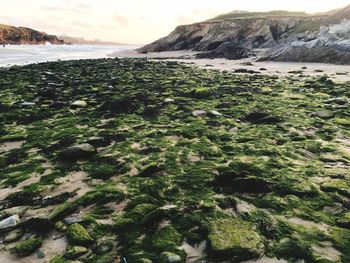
[139,5,350,63]
[140,17,305,53]
[0,24,64,45]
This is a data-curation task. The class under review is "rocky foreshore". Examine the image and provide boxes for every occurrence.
[0,58,350,262]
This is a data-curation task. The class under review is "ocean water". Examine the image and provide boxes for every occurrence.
[0,44,137,67]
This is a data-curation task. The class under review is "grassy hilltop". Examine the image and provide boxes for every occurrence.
[0,59,350,262]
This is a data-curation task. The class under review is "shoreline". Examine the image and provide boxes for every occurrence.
[111,49,350,82]
[2,47,350,82]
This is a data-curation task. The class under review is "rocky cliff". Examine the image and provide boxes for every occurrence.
[0,24,64,45]
[139,6,350,63]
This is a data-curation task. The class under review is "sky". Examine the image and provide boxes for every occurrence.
[1,0,350,45]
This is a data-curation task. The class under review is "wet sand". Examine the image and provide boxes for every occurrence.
[111,49,350,82]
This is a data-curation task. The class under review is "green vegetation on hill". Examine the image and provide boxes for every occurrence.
[0,58,349,262]
[207,10,314,22]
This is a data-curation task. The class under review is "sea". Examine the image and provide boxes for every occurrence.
[0,44,137,67]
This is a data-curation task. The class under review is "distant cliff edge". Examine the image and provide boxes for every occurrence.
[139,5,350,64]
[0,24,64,45]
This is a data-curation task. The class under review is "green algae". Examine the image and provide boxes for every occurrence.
[208,218,263,261]
[14,237,43,257]
[67,223,94,246]
[50,256,70,263]
[0,58,349,262]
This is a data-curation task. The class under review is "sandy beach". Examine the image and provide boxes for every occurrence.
[111,49,350,82]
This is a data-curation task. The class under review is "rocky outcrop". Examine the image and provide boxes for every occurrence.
[139,17,304,54]
[260,18,350,64]
[0,24,64,45]
[139,5,350,63]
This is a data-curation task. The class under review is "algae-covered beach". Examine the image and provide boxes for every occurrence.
[0,58,349,262]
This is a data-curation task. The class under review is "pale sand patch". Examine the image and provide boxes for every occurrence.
[105,200,129,213]
[127,167,139,176]
[50,171,90,201]
[112,50,350,82]
[0,171,47,201]
[0,232,66,263]
[130,142,142,150]
[94,201,129,225]
[188,153,201,163]
[311,241,342,262]
[236,200,257,215]
[242,257,288,263]
[284,217,329,232]
[0,141,25,153]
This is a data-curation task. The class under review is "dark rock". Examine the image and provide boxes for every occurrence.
[60,143,96,161]
[139,163,162,177]
[100,98,136,114]
[63,217,83,225]
[196,43,251,60]
[234,68,260,74]
[241,111,281,124]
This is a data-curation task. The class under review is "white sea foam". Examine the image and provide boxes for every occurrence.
[0,44,137,67]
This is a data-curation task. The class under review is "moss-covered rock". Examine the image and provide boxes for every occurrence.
[152,225,182,252]
[14,237,43,257]
[337,212,350,228]
[321,179,348,192]
[64,245,88,259]
[67,223,93,246]
[208,218,263,261]
[334,118,350,127]
[139,162,162,177]
[135,259,153,263]
[50,256,70,263]
[192,87,212,99]
[128,203,158,222]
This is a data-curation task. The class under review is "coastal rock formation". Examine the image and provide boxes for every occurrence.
[139,15,305,55]
[139,5,350,63]
[0,24,64,45]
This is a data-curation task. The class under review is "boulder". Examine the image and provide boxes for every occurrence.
[192,110,207,117]
[208,218,263,261]
[71,100,87,108]
[60,143,96,161]
[14,237,43,257]
[67,223,94,246]
[160,251,182,263]
[0,214,20,229]
[64,246,88,259]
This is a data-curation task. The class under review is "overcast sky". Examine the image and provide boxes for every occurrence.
[1,0,349,44]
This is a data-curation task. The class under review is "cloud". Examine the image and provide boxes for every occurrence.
[70,21,93,28]
[99,25,118,30]
[41,5,89,15]
[76,3,90,10]
[113,14,129,27]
